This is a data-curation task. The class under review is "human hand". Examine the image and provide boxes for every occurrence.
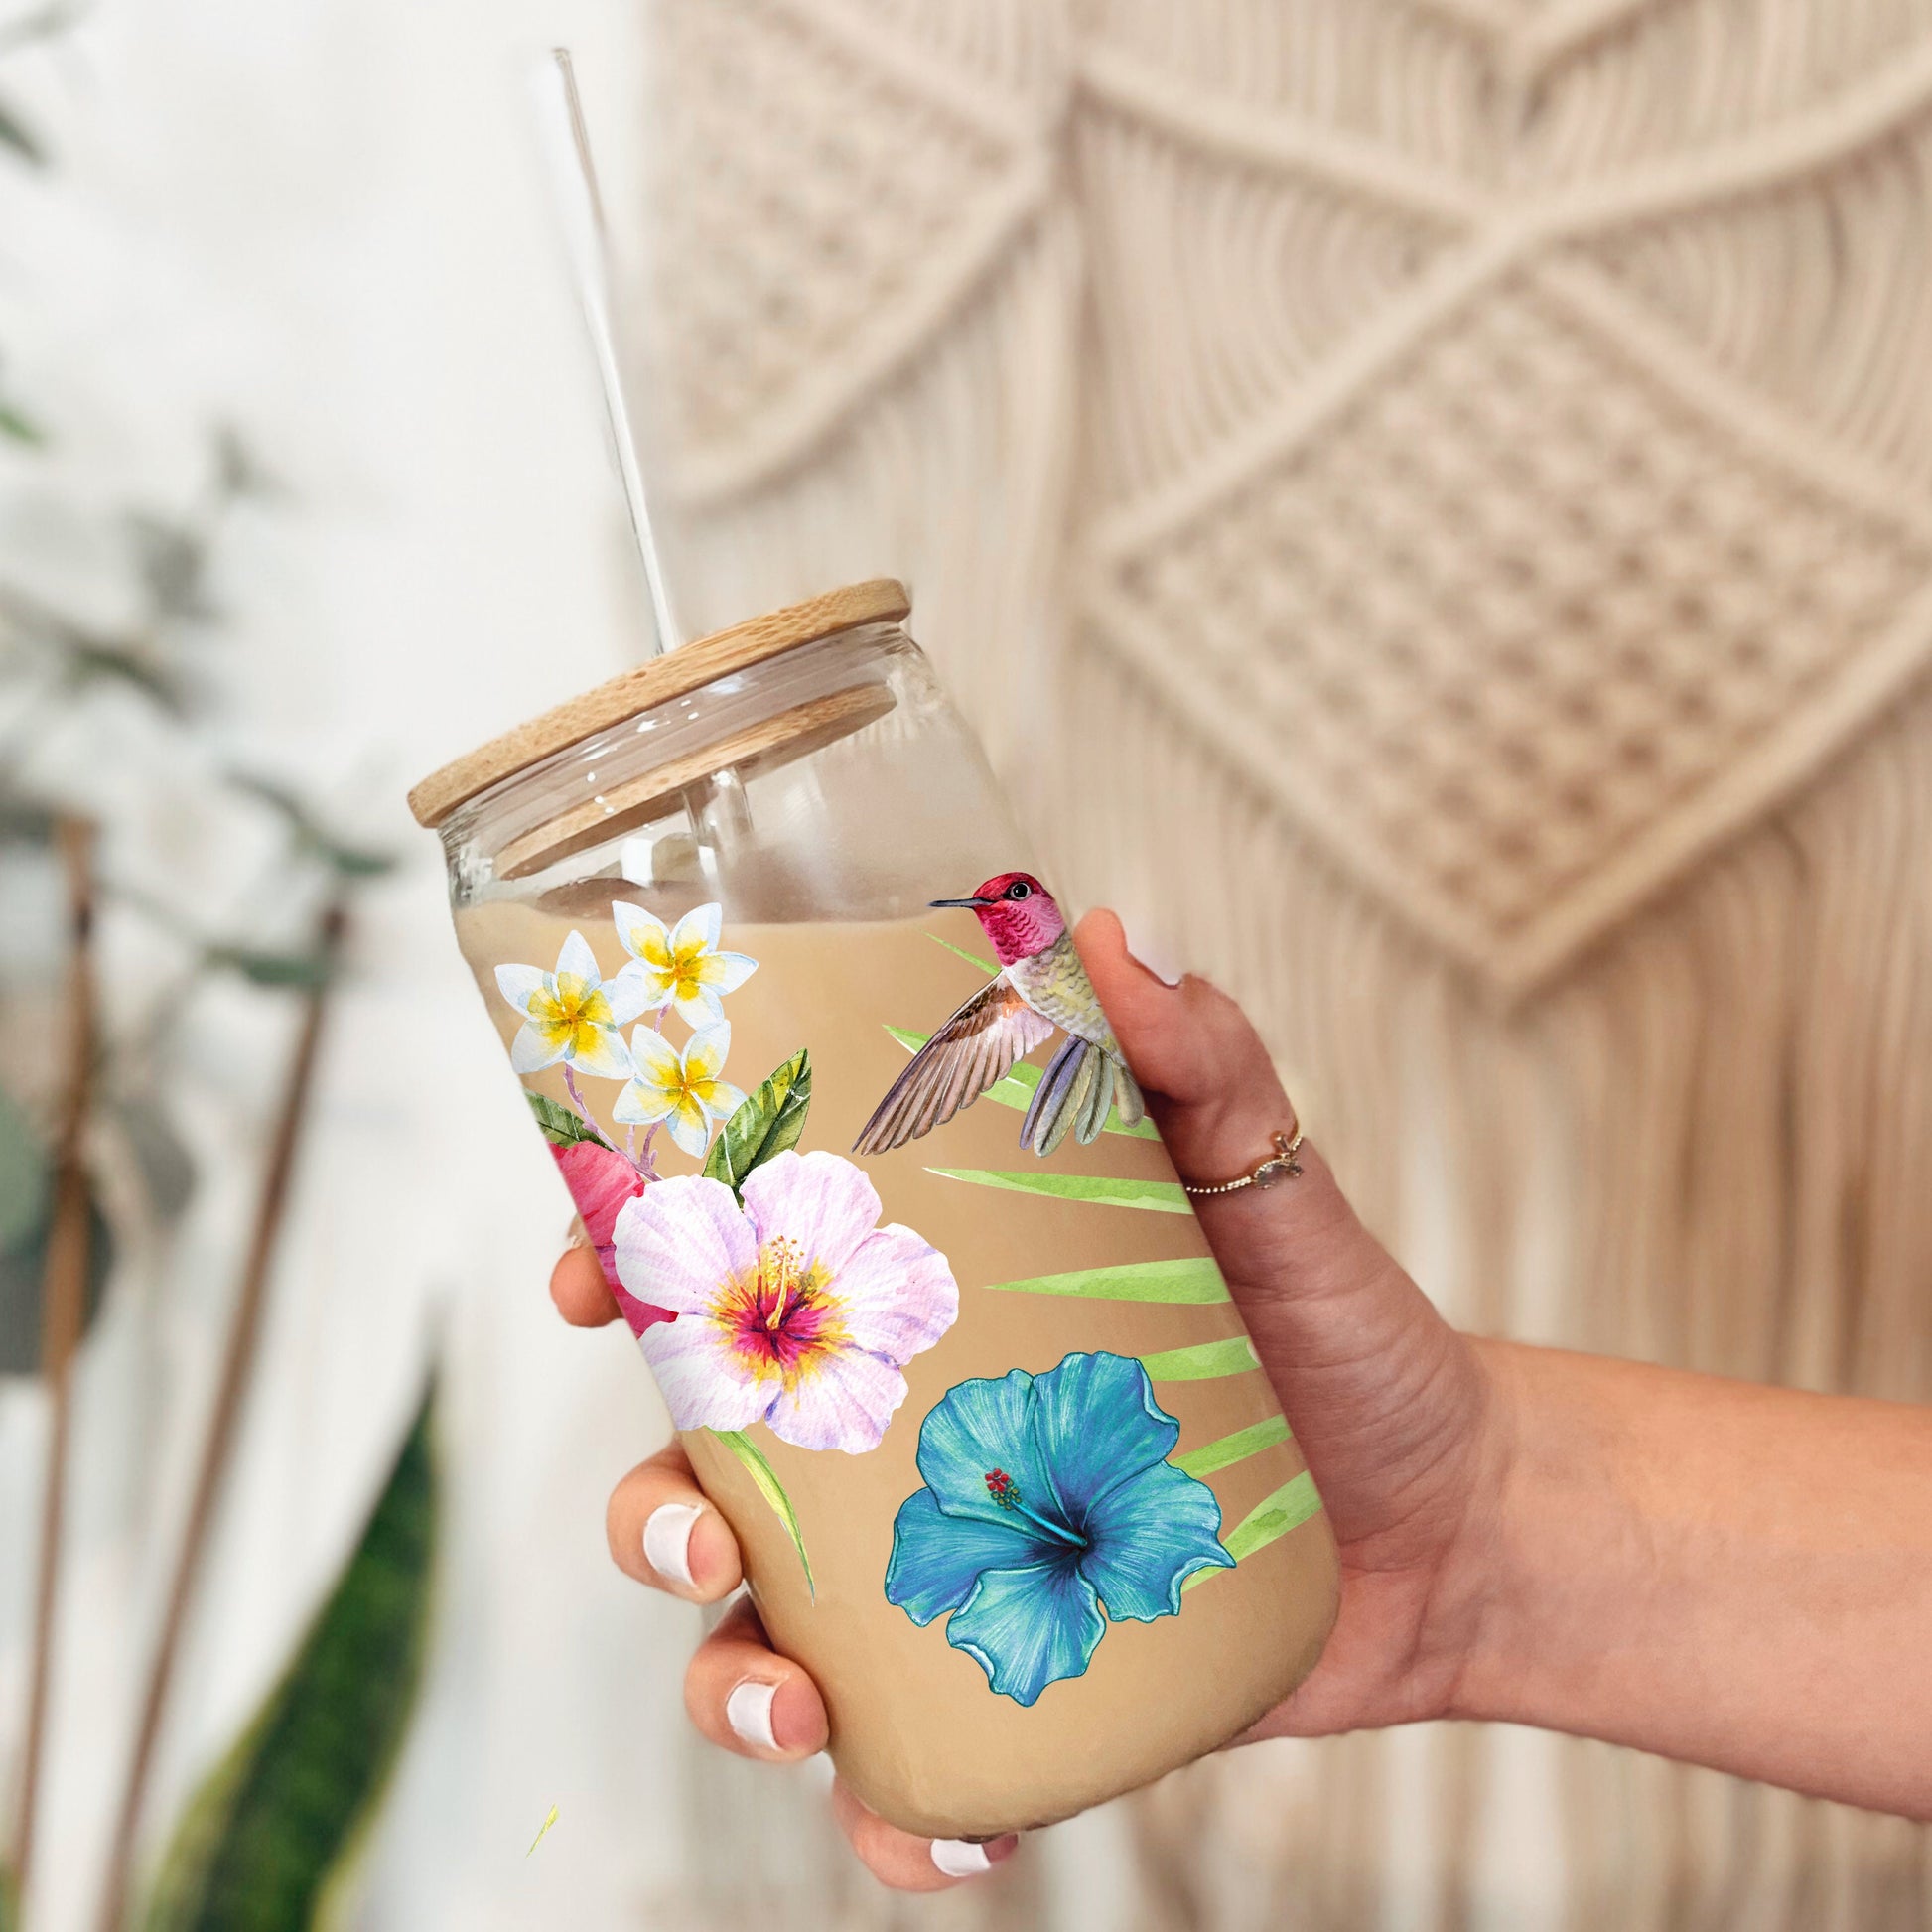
[549,910,1506,1889]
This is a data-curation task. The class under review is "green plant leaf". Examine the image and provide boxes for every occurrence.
[983,1257,1229,1304]
[1139,1334,1261,1379]
[1173,1413,1292,1479]
[703,1050,810,1196]
[204,944,335,989]
[524,1090,602,1150]
[0,1197,113,1374]
[0,399,41,444]
[0,1088,115,1374]
[926,1168,1191,1212]
[1182,1471,1324,1592]
[0,94,42,164]
[318,842,395,880]
[141,1382,439,1931]
[127,513,218,624]
[61,636,188,714]
[227,774,394,880]
[113,1092,199,1224]
[0,1858,16,1932]
[0,1086,45,1251]
[711,1429,814,1600]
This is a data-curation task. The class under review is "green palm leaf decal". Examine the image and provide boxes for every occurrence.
[1140,1335,1261,1379]
[704,1050,811,1197]
[983,1257,1229,1303]
[1183,1471,1324,1591]
[712,1430,815,1600]
[928,1168,1190,1212]
[143,1385,438,1930]
[886,1029,1159,1139]
[923,931,996,974]
[1173,1413,1292,1478]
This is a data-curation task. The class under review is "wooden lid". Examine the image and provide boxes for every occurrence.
[407,576,911,828]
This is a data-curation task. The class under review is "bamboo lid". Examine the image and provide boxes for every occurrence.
[407,576,911,829]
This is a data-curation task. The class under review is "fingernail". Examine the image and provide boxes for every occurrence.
[933,1836,1016,1878]
[726,1678,779,1751]
[642,1501,703,1588]
[1124,923,1183,987]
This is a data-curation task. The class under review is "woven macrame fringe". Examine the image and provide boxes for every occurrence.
[1063,633,1932,1932]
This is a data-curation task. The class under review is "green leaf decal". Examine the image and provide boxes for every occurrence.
[983,1257,1230,1304]
[142,1384,438,1929]
[704,1050,811,1196]
[525,1090,603,1149]
[923,930,996,974]
[927,1168,1191,1213]
[1139,1335,1261,1380]
[712,1429,815,1599]
[1173,1413,1292,1478]
[1183,1471,1324,1591]
[887,1029,1158,1138]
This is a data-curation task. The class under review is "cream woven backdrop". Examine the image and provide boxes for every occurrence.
[634,1,1932,1926]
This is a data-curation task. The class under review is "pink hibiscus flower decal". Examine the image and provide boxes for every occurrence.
[551,1139,675,1334]
[612,1150,958,1453]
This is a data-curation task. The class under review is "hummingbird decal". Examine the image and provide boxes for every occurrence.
[853,873,1147,1158]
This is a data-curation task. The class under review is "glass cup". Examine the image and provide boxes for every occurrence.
[409,579,1339,1836]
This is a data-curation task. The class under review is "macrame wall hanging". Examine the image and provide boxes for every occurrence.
[638,1,1932,1926]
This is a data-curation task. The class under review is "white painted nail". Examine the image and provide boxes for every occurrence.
[931,1839,994,1878]
[725,1678,779,1752]
[1124,923,1184,987]
[642,1502,702,1588]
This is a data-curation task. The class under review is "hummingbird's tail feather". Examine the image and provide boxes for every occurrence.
[1024,1035,1129,1156]
[1021,1038,1149,1156]
[1022,1035,1086,1155]
[1073,1047,1114,1144]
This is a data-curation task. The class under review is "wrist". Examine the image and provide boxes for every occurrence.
[1440,1338,1659,1733]
[1437,1335,1546,1726]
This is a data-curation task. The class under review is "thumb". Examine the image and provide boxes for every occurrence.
[1075,906,1302,1185]
[1073,909,1475,1558]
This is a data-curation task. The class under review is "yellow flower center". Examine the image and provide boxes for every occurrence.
[668,940,708,1004]
[714,1239,844,1385]
[531,973,613,1055]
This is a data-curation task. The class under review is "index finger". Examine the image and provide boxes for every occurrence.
[550,1232,622,1327]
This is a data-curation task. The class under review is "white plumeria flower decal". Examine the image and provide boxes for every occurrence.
[613,900,757,1029]
[494,931,646,1079]
[613,1021,746,1158]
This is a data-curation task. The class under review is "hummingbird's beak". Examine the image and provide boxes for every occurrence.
[929,895,994,909]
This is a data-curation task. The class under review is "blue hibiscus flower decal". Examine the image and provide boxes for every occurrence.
[884,1351,1235,1705]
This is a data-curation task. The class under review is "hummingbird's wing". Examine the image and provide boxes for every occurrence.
[853,974,1055,1155]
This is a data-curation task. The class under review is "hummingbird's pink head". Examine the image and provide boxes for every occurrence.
[931,871,1065,965]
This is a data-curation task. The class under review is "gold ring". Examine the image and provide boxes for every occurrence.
[1179,1130,1304,1197]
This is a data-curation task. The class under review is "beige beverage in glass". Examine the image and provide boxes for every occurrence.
[410,580,1339,1837]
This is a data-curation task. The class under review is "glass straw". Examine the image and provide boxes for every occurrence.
[530,48,754,871]
[530,46,682,659]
